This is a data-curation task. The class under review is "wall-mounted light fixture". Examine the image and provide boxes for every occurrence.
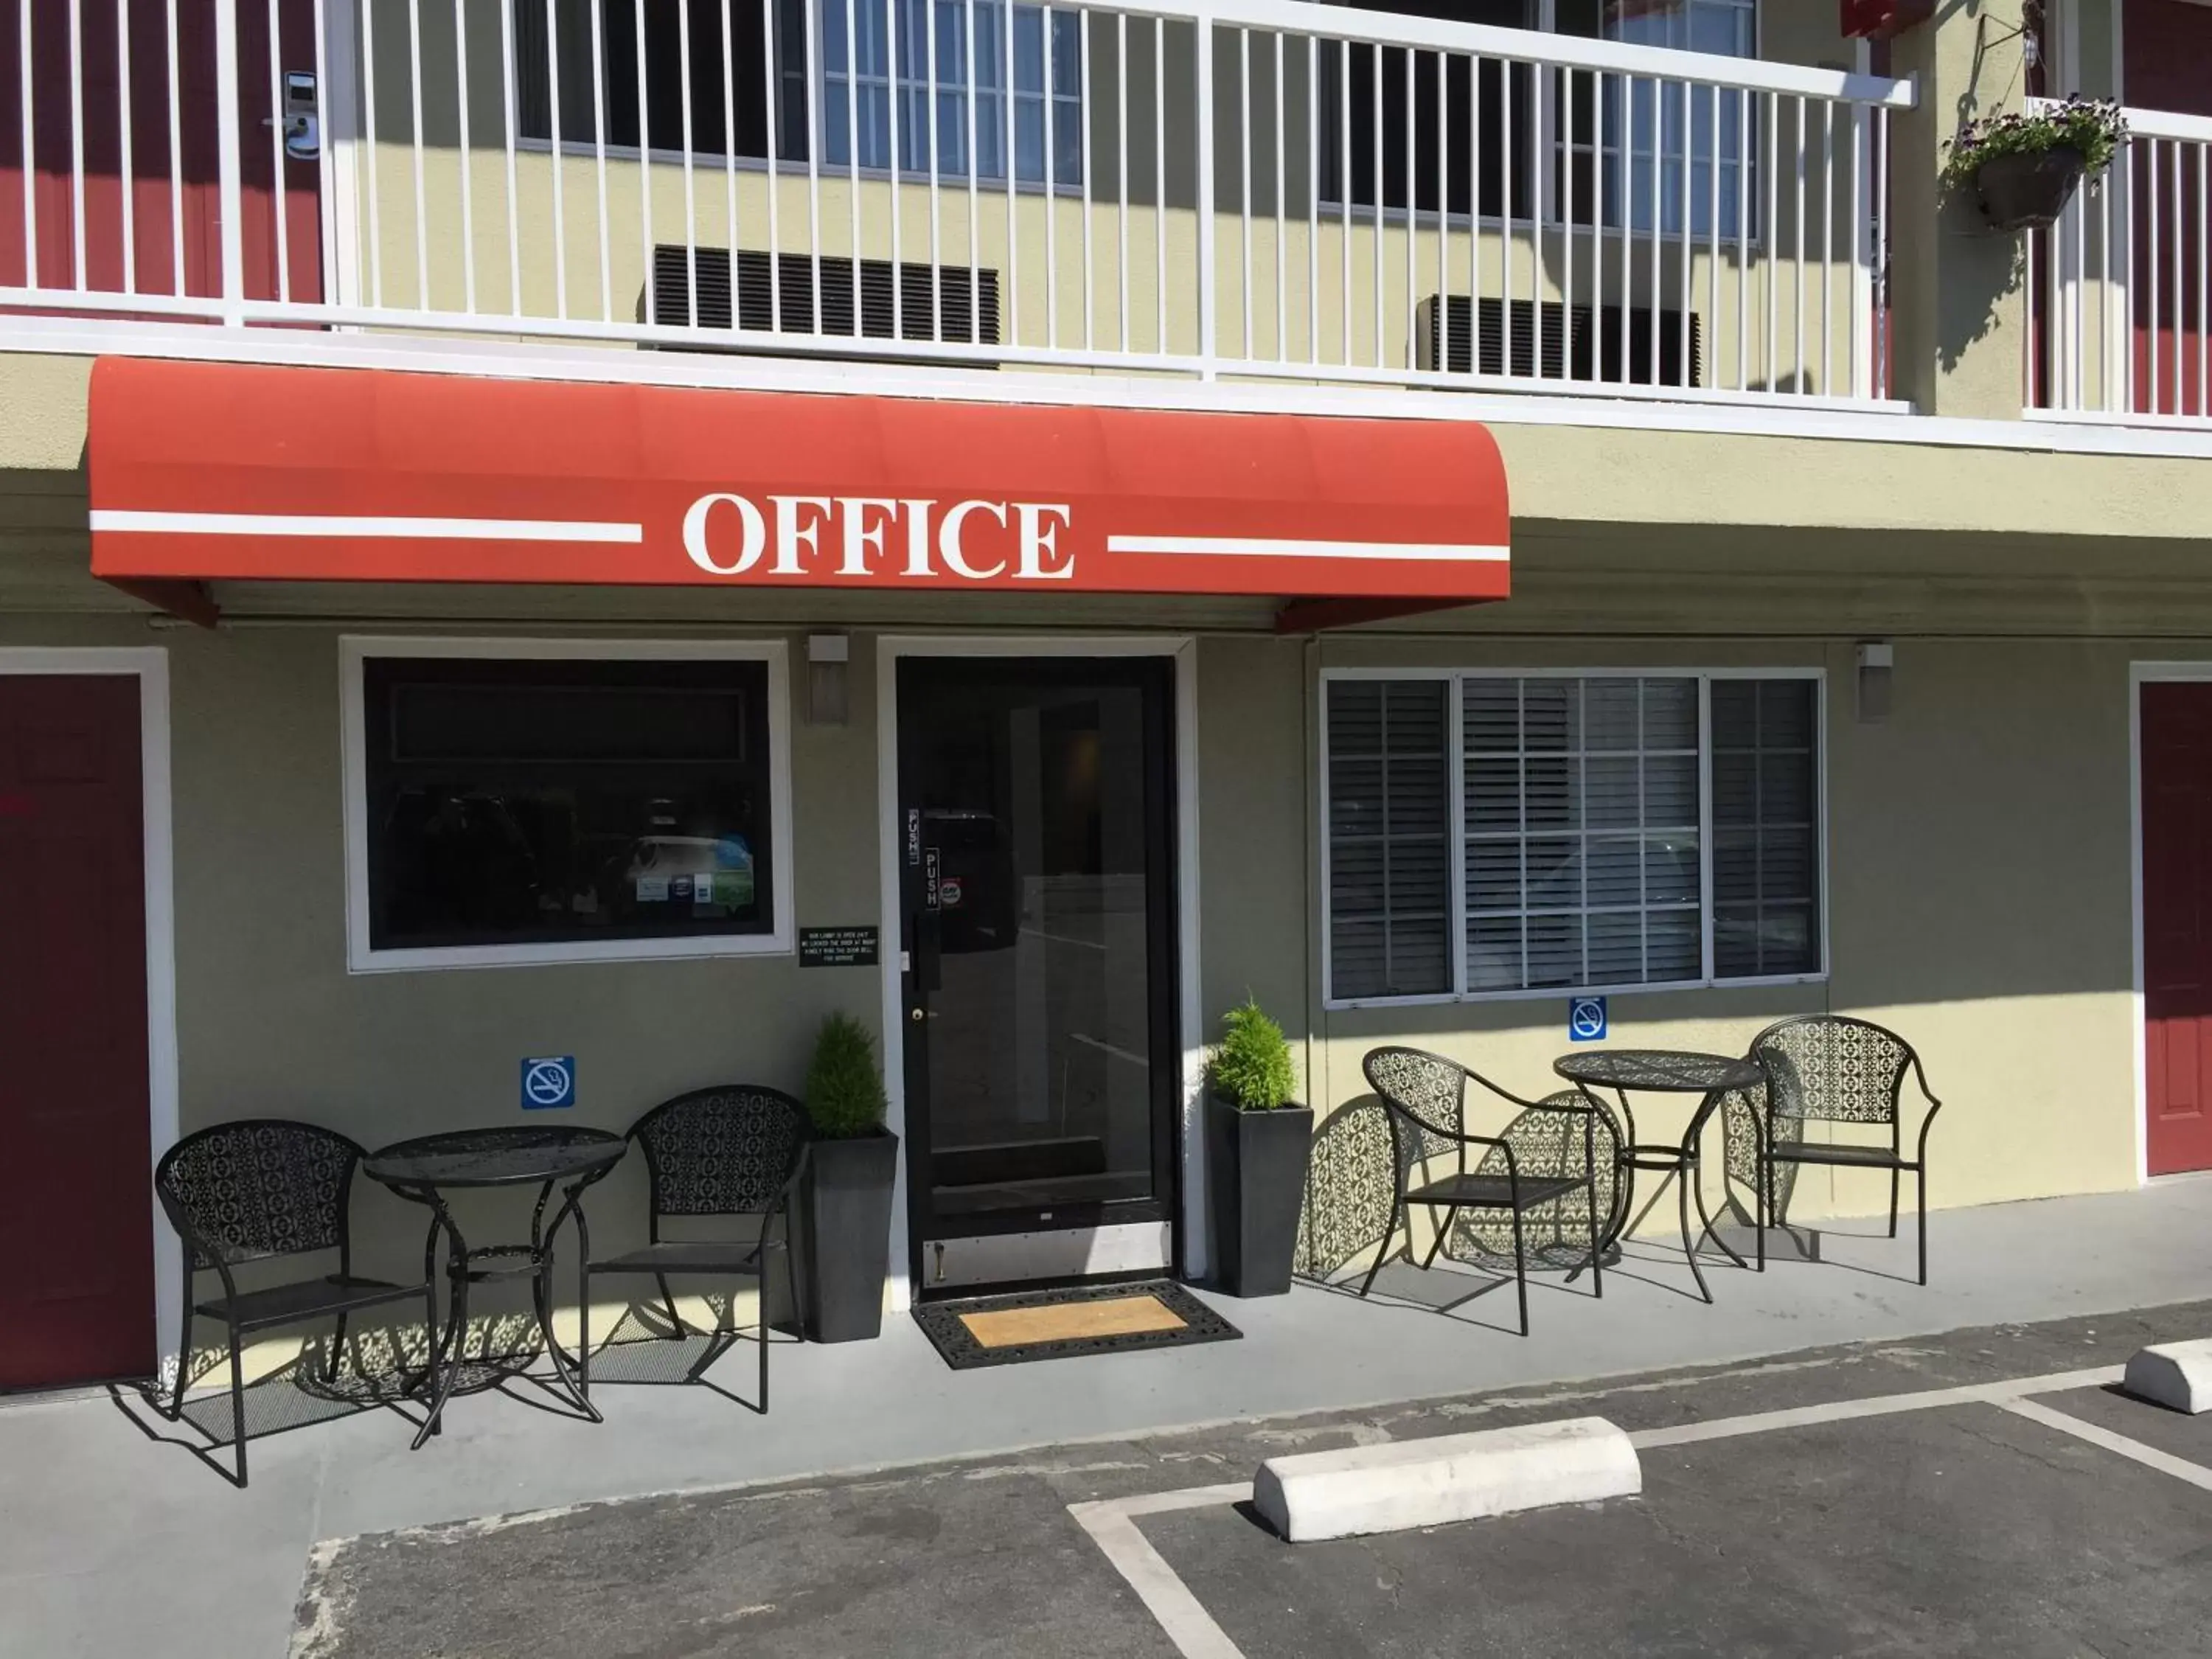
[1856,639,1894,723]
[807,632,850,726]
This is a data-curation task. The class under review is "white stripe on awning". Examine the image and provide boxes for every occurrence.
[89,510,644,544]
[1104,535,1509,562]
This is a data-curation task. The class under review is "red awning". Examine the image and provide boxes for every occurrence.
[86,359,1509,609]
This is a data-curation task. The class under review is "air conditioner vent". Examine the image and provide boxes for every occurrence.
[1416,294,1702,387]
[651,246,1002,346]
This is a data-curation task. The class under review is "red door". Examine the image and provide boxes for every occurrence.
[0,0,323,305]
[2142,683,2212,1175]
[0,675,155,1388]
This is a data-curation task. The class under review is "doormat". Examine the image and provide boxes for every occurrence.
[911,1280,1240,1371]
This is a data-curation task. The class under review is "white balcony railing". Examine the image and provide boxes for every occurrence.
[2,1,1913,408]
[2029,100,2212,426]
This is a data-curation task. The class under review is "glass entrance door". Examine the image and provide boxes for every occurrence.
[897,657,1178,1292]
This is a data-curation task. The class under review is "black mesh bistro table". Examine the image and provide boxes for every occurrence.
[363,1126,628,1448]
[1553,1048,1769,1302]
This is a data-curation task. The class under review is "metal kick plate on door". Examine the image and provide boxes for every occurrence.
[923,1224,1172,1290]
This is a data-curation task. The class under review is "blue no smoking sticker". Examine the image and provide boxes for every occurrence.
[1568,997,1608,1043]
[522,1055,577,1110]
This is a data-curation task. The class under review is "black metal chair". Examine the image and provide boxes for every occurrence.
[580,1085,810,1409]
[154,1119,431,1487]
[1748,1015,1945,1285]
[1359,1048,1607,1334]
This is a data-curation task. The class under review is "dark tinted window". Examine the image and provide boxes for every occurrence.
[363,656,775,953]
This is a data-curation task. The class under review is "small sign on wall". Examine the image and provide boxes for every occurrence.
[799,926,880,968]
[1568,997,1608,1043]
[522,1055,577,1110]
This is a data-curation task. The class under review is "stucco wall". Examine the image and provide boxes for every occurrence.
[0,602,2184,1374]
[1251,633,2149,1251]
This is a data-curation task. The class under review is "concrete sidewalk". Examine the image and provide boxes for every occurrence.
[6,1181,2212,1659]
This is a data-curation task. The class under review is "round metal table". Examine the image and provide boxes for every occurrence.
[363,1126,628,1448]
[1553,1048,1769,1301]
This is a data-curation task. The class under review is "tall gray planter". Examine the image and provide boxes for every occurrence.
[1208,1097,1315,1298]
[797,1130,900,1342]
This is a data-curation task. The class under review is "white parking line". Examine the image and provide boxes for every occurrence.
[1069,1486,1249,1659]
[2003,1397,2212,1493]
[1068,1363,2163,1659]
[1627,1366,2124,1450]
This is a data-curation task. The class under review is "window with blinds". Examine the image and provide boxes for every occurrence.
[1323,671,1823,1004]
[1326,680,1453,1001]
[1464,676,1702,992]
[1711,678,1821,978]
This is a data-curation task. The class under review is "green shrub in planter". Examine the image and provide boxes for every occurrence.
[1206,998,1312,1296]
[797,1012,897,1342]
[805,1011,888,1138]
[1210,998,1298,1111]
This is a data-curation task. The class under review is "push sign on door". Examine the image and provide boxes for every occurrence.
[521,1055,577,1110]
[1568,997,1608,1043]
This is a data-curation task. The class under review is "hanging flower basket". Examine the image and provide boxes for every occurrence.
[1975,145,2088,232]
[1944,97,2127,234]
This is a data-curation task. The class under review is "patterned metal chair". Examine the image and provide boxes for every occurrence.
[154,1119,432,1487]
[1359,1048,1607,1335]
[580,1085,811,1408]
[1748,1016,1945,1284]
[1453,1092,1623,1277]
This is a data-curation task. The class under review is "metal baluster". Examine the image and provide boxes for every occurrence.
[760,0,782,331]
[408,0,428,307]
[845,0,861,337]
[69,0,86,290]
[453,0,474,314]
[498,0,518,314]
[119,0,136,293]
[1237,25,1252,359]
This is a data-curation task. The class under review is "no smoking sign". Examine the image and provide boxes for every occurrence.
[521,1055,577,1110]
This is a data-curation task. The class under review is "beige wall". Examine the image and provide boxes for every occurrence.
[1266,633,2146,1242]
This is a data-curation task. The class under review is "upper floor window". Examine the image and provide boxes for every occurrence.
[1319,0,1760,239]
[515,0,810,161]
[1597,0,1759,238]
[513,0,1081,186]
[821,0,1083,183]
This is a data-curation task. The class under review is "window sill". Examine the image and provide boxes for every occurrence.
[512,138,1085,198]
[347,931,793,975]
[1324,969,1827,1012]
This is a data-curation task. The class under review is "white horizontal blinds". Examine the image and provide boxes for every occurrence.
[1710,677,1820,978]
[1327,680,1452,1001]
[1461,676,1700,993]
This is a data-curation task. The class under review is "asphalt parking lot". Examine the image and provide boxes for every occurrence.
[293,1301,2212,1659]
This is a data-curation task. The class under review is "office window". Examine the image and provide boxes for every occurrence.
[348,647,790,970]
[1323,670,1822,1004]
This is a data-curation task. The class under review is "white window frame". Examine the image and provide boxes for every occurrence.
[1319,664,1827,1010]
[340,636,796,974]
